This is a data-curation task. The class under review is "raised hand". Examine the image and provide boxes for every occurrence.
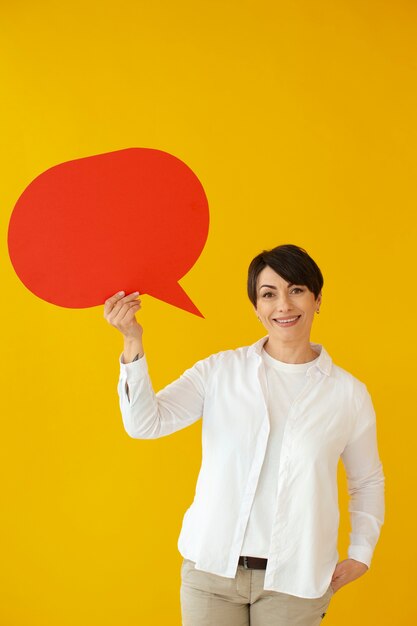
[104,291,143,362]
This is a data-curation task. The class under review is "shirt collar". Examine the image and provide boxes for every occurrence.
[248,336,332,377]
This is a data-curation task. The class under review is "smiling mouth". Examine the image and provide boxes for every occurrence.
[273,315,301,327]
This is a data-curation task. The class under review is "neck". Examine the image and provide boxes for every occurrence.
[263,337,318,364]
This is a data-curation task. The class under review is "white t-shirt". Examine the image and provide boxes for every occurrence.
[241,348,320,557]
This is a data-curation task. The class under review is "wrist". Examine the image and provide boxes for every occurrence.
[123,336,143,363]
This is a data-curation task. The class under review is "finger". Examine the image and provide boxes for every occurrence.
[105,291,140,318]
[104,290,126,316]
[112,301,141,326]
[114,292,141,313]
[121,291,140,302]
[110,307,141,332]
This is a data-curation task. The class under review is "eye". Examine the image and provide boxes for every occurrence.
[260,291,274,298]
[290,287,304,294]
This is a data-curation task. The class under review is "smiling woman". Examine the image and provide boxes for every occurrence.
[248,245,323,364]
[105,243,385,626]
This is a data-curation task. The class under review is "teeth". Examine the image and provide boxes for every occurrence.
[275,316,298,324]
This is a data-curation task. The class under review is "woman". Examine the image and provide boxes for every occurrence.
[104,244,384,626]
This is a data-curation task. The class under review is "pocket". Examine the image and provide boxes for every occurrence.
[180,560,236,596]
[319,586,334,622]
[181,558,196,582]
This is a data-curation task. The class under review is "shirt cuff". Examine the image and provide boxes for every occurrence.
[347,545,373,568]
[119,353,149,381]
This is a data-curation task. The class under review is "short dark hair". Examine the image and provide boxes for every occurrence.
[247,244,324,306]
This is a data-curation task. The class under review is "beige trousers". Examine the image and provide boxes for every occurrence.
[180,559,334,626]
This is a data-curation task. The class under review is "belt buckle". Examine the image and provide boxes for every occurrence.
[243,556,249,569]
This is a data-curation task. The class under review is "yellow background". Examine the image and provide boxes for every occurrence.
[1,1,416,624]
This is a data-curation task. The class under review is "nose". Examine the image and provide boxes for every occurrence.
[276,292,292,312]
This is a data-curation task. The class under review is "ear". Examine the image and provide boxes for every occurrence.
[316,291,322,307]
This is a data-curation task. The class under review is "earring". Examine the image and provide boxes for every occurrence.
[316,309,320,314]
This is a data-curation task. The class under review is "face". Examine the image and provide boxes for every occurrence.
[255,266,321,343]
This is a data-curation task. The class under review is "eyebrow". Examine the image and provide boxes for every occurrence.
[258,283,295,290]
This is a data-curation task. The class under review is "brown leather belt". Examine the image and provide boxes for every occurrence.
[238,556,267,570]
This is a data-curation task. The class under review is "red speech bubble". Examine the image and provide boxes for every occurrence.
[8,148,209,317]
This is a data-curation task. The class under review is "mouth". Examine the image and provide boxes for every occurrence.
[272,315,301,327]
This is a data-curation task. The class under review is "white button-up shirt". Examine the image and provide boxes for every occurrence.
[118,337,384,598]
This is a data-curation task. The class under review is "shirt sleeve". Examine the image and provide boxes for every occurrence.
[341,390,385,567]
[117,353,209,439]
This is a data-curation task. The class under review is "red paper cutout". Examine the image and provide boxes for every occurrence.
[8,148,209,317]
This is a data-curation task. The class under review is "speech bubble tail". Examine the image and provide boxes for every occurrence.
[146,282,204,318]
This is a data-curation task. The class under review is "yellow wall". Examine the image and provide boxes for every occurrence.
[1,1,415,624]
